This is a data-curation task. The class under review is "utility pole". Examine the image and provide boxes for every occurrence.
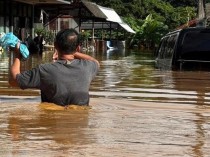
[198,0,206,27]
[205,0,210,27]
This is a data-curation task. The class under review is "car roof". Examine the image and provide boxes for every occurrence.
[164,27,210,37]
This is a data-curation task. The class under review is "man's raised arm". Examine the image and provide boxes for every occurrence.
[73,52,100,67]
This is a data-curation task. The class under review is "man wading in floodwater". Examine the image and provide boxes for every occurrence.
[9,28,100,106]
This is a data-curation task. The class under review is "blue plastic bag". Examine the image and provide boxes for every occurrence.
[0,32,29,60]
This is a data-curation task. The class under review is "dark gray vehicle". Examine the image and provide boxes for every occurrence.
[155,27,210,70]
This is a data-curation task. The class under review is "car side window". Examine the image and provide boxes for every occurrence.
[165,34,178,59]
[158,37,169,59]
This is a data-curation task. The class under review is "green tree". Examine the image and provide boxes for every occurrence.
[91,0,197,49]
[128,14,168,49]
[163,0,198,7]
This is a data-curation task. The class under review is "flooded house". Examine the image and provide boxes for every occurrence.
[0,0,135,52]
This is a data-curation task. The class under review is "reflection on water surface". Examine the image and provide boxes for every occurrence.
[1,50,210,157]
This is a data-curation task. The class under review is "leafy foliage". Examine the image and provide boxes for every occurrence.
[90,0,198,49]
[35,28,54,44]
[162,0,198,7]
[126,14,168,49]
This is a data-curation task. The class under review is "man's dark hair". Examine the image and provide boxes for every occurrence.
[54,28,80,54]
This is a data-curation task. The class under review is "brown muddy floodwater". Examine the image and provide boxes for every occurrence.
[1,49,210,157]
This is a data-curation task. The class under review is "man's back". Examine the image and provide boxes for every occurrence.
[17,59,98,106]
[9,28,99,106]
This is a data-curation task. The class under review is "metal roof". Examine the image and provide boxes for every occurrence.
[81,1,135,33]
[98,6,123,23]
[14,0,135,33]
[82,1,107,19]
[15,0,71,4]
[98,5,135,33]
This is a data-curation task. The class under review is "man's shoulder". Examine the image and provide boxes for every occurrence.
[39,62,53,68]
[38,62,58,71]
[78,59,98,65]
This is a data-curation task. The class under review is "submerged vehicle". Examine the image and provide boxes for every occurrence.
[155,27,210,70]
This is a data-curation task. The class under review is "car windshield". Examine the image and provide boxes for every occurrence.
[180,30,210,60]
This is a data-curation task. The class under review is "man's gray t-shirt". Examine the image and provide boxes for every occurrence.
[16,59,98,106]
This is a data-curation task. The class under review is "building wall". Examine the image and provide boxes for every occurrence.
[0,0,86,42]
[47,17,79,37]
[0,0,33,41]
